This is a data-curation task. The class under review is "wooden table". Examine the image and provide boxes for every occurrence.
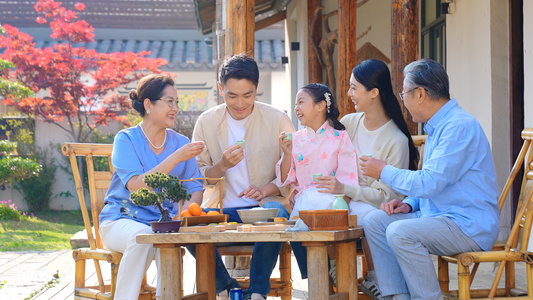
[137,227,363,300]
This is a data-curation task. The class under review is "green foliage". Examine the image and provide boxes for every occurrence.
[0,143,42,185]
[0,200,22,221]
[0,140,17,153]
[0,58,33,99]
[130,172,191,221]
[0,117,35,155]
[15,147,57,211]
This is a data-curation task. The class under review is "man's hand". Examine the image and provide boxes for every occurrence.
[239,184,266,201]
[218,144,245,171]
[360,156,387,179]
[239,183,280,202]
[316,175,345,194]
[381,199,412,215]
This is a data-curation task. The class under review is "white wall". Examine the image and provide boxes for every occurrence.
[447,0,511,236]
[446,0,493,138]
[525,0,533,128]
[270,71,290,114]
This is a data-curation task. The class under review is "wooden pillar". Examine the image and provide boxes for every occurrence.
[391,0,419,135]
[225,0,255,57]
[337,0,357,118]
[308,0,322,84]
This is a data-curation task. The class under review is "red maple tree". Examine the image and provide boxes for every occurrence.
[0,0,167,142]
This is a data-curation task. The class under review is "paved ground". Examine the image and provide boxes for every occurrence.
[0,249,529,299]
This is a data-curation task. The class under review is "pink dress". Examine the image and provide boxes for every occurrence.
[275,121,359,217]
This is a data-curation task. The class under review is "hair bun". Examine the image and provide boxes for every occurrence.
[129,89,138,102]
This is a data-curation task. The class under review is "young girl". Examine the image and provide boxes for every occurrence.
[276,83,358,219]
[243,83,358,300]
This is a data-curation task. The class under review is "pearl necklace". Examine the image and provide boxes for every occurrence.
[139,122,166,150]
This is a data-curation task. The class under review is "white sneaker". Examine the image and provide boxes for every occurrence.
[251,293,266,300]
[217,290,230,300]
[360,277,383,300]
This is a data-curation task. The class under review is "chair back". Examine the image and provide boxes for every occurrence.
[504,129,533,252]
[62,143,114,250]
[412,135,427,170]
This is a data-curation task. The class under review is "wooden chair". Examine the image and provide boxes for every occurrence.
[62,142,156,300]
[438,128,533,299]
[64,142,292,299]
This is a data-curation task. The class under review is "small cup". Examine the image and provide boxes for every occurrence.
[283,133,292,140]
[313,173,323,181]
[235,140,245,148]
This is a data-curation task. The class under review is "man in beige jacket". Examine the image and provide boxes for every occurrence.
[191,53,294,300]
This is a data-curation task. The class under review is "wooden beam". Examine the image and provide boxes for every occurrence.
[337,0,357,118]
[391,0,419,135]
[256,11,286,31]
[225,0,255,57]
[308,0,323,84]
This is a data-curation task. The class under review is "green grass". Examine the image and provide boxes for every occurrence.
[0,210,85,251]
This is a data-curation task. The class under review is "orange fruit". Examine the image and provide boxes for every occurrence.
[201,211,207,216]
[181,210,192,217]
[207,210,220,215]
[188,202,202,216]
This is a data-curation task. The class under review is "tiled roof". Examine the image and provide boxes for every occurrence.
[32,38,286,71]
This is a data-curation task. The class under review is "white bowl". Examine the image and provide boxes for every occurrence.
[237,208,280,224]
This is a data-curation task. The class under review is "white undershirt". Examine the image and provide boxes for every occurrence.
[354,115,391,187]
[224,112,256,207]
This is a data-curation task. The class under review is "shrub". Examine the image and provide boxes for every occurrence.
[0,200,22,221]
[0,140,41,187]
[15,147,57,211]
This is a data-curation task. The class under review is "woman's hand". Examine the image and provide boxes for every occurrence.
[279,132,292,156]
[175,141,205,162]
[380,199,412,215]
[316,175,345,194]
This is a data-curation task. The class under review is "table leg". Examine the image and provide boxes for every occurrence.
[158,244,182,300]
[336,241,358,300]
[304,242,330,299]
[196,243,216,300]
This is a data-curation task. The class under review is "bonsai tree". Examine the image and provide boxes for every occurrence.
[130,172,191,222]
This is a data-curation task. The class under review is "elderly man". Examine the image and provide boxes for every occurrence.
[360,59,499,300]
[192,53,294,300]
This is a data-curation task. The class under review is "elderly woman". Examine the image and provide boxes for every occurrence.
[98,74,205,300]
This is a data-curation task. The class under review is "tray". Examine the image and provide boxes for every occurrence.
[180,214,229,226]
[253,220,296,226]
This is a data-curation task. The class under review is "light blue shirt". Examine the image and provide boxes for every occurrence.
[381,99,499,250]
[99,125,203,226]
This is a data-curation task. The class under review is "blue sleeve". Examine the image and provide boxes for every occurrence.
[381,124,479,199]
[112,132,143,187]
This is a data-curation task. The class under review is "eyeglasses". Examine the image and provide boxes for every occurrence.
[398,86,428,101]
[158,98,180,108]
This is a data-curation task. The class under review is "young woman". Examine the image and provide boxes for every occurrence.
[316,59,419,299]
